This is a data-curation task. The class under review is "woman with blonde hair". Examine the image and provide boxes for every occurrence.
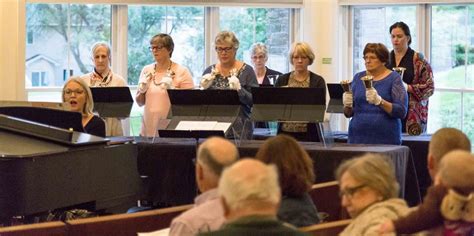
[274,42,326,142]
[62,76,105,137]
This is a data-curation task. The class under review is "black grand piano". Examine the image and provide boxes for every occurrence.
[0,107,141,222]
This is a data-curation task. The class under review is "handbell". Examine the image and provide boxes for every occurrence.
[393,67,406,81]
[340,80,352,92]
[361,75,374,89]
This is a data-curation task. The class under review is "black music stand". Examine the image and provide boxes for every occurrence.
[326,83,344,113]
[251,87,331,146]
[157,89,241,141]
[90,87,133,118]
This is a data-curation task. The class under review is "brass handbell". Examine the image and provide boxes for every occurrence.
[340,80,352,92]
[393,67,406,80]
[361,75,374,89]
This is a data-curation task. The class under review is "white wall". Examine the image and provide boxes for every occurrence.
[0,0,26,101]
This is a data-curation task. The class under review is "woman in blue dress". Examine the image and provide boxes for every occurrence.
[343,43,408,145]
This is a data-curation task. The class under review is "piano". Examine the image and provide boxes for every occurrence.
[0,108,141,221]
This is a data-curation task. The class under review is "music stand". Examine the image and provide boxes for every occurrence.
[251,87,330,146]
[90,87,133,118]
[157,89,241,141]
[326,83,344,113]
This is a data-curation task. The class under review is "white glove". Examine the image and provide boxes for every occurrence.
[200,74,214,89]
[160,76,173,89]
[366,88,382,105]
[228,76,241,90]
[343,92,353,108]
[138,82,149,94]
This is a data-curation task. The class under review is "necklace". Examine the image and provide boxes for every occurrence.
[90,69,112,87]
[152,61,174,86]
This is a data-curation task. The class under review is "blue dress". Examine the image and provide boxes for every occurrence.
[348,71,408,145]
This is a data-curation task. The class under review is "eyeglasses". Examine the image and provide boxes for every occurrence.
[215,47,234,54]
[339,184,366,199]
[363,55,379,61]
[292,56,308,60]
[64,89,84,96]
[149,45,166,51]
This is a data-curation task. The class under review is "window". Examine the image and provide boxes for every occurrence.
[352,6,417,74]
[25,2,299,135]
[25,3,111,90]
[429,5,474,140]
[219,7,291,73]
[31,71,48,86]
[127,6,205,86]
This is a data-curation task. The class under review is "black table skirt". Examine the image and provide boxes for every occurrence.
[136,137,421,207]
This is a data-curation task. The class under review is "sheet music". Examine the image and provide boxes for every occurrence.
[213,122,231,132]
[137,228,169,236]
[175,121,217,131]
[175,121,231,132]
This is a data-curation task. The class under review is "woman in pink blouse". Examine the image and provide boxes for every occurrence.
[136,33,194,137]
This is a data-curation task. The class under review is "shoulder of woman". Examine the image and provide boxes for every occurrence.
[365,198,410,218]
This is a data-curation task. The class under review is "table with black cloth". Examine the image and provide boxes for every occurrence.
[332,132,432,198]
[136,138,421,208]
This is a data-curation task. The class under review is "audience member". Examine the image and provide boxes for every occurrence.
[62,76,105,137]
[337,153,409,236]
[250,42,282,86]
[275,42,326,142]
[199,159,307,236]
[169,137,239,235]
[136,33,194,137]
[386,22,434,135]
[255,134,320,227]
[427,127,471,180]
[380,150,474,235]
[343,43,408,145]
[80,42,127,136]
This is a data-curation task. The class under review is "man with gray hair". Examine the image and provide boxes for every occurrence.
[199,159,307,236]
[169,137,239,235]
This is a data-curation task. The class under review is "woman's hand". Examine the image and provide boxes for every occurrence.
[200,73,215,89]
[228,76,241,90]
[366,88,382,105]
[378,220,395,235]
[343,92,353,107]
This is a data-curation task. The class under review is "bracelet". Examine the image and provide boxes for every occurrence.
[378,99,384,106]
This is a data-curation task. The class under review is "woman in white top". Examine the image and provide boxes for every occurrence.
[136,33,194,137]
[80,42,127,136]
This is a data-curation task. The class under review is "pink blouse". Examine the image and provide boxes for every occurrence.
[139,62,194,137]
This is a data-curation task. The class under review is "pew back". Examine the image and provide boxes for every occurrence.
[309,181,349,221]
[300,219,351,236]
[66,204,192,236]
[0,221,67,236]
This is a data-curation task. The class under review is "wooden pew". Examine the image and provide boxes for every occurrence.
[66,204,192,236]
[300,219,351,236]
[0,221,67,236]
[309,181,349,221]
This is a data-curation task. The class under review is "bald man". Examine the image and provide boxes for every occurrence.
[169,137,239,236]
[427,127,471,179]
[199,159,306,236]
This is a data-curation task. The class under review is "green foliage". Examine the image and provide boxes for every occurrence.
[27,4,111,74]
[453,44,474,66]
